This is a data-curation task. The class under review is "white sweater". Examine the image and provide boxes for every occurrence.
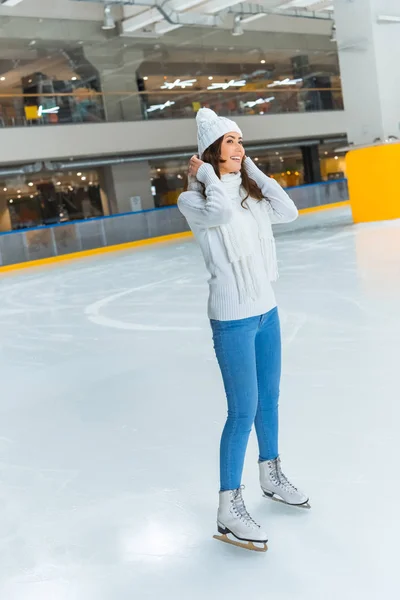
[178,157,298,321]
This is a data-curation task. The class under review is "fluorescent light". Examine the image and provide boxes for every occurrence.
[38,105,60,116]
[1,0,24,5]
[268,78,303,88]
[208,79,246,90]
[161,79,197,90]
[243,97,275,108]
[377,15,400,23]
[146,101,175,113]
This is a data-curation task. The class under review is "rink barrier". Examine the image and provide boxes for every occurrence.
[0,179,349,273]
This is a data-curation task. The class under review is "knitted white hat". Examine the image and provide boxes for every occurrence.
[196,108,242,158]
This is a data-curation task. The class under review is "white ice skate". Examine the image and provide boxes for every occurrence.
[259,457,310,509]
[213,486,268,552]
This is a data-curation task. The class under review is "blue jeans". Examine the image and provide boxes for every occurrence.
[211,307,281,492]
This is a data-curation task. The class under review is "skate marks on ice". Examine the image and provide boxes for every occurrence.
[84,277,202,332]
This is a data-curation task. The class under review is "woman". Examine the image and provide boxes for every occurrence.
[178,108,309,552]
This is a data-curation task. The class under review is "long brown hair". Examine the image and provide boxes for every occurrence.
[186,135,264,208]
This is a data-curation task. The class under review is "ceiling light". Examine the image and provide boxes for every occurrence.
[17,195,21,199]
[81,176,86,181]
[30,195,34,199]
[77,172,82,176]
[57,181,61,185]
[268,78,303,88]
[208,79,246,91]
[146,101,175,113]
[208,76,213,81]
[243,96,275,108]
[377,15,400,23]
[71,76,77,81]
[334,155,339,160]
[3,187,7,191]
[28,182,34,187]
[1,0,25,5]
[17,189,21,193]
[102,4,116,30]
[29,40,36,46]
[260,59,266,64]
[232,15,244,37]
[254,158,259,161]
[0,77,5,82]
[9,199,13,203]
[143,76,148,81]
[161,79,197,90]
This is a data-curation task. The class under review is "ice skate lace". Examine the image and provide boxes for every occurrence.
[231,486,260,529]
[270,459,298,494]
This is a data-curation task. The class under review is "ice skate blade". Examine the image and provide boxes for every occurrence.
[263,491,311,509]
[213,533,268,552]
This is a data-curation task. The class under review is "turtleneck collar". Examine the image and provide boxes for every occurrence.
[220,171,242,196]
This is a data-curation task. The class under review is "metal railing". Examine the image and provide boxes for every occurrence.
[0,87,344,128]
[0,179,348,268]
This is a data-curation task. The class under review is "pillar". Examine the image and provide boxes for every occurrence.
[0,197,11,232]
[101,161,154,215]
[301,145,322,184]
[84,47,145,122]
[335,0,400,222]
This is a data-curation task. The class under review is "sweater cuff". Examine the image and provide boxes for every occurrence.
[244,156,268,186]
[196,163,221,187]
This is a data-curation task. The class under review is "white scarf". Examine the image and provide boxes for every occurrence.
[190,171,278,303]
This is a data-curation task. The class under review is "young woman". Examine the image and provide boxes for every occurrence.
[178,108,309,552]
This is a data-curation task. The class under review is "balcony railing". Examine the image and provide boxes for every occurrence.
[0,86,344,128]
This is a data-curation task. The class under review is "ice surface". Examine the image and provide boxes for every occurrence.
[0,206,400,599]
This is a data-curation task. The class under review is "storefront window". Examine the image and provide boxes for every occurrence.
[319,143,347,180]
[0,169,103,231]
[149,146,305,207]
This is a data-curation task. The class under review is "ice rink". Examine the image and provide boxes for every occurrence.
[1,205,400,600]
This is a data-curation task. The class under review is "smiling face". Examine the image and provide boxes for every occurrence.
[219,132,245,175]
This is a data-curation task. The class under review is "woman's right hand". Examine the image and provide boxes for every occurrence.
[188,155,204,178]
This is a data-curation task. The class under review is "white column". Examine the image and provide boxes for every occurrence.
[335,0,400,145]
[84,47,144,122]
[102,162,154,214]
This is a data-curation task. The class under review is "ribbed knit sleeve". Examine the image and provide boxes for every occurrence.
[178,164,233,227]
[244,157,298,224]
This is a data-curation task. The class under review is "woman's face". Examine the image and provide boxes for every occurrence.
[219,132,245,175]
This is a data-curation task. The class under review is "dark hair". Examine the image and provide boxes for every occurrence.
[186,135,264,208]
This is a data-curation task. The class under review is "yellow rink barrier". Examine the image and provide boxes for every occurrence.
[347,144,400,223]
[0,201,350,274]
